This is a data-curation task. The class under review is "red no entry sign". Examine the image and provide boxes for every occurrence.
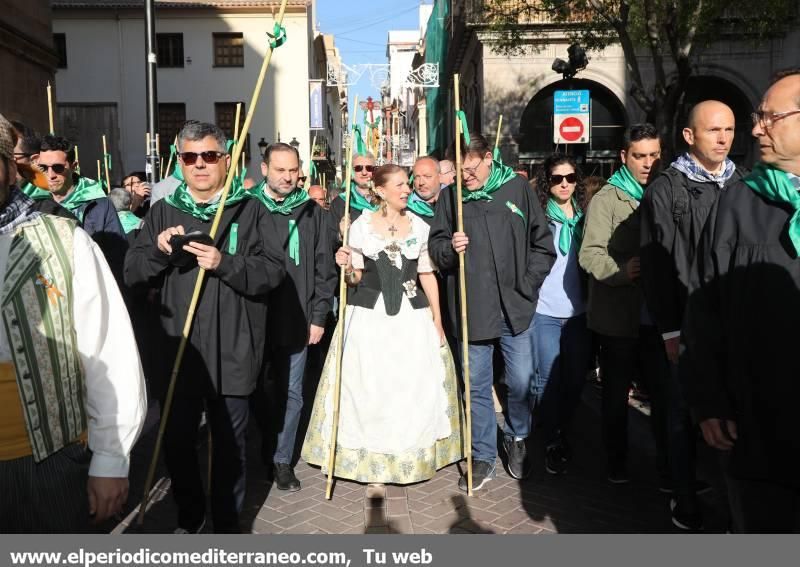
[559,117,584,142]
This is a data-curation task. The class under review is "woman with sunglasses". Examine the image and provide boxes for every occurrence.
[531,154,593,476]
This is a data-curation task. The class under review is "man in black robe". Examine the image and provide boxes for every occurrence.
[641,101,742,530]
[329,152,378,247]
[407,156,444,225]
[252,143,335,492]
[125,121,285,533]
[684,69,800,533]
[429,132,555,490]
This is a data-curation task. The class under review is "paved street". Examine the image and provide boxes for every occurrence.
[115,382,729,535]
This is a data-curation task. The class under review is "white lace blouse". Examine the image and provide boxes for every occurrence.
[348,210,434,273]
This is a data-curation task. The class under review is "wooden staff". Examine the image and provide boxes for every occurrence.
[233,103,242,176]
[454,74,473,496]
[494,114,503,153]
[102,135,112,192]
[164,135,177,178]
[47,82,55,134]
[137,0,291,527]
[74,145,80,174]
[96,160,101,184]
[325,95,359,500]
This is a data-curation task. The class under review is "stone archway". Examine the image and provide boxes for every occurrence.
[674,75,755,166]
[518,78,627,178]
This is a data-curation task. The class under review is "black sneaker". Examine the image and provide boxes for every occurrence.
[670,498,703,532]
[458,460,496,492]
[273,463,301,492]
[658,478,713,496]
[607,463,630,484]
[503,436,530,479]
[545,444,568,475]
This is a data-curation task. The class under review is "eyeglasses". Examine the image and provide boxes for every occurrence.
[461,161,483,177]
[179,151,226,165]
[298,176,307,183]
[751,109,800,129]
[37,163,68,175]
[550,173,577,185]
[353,165,375,173]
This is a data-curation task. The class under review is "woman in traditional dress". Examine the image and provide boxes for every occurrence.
[301,164,463,484]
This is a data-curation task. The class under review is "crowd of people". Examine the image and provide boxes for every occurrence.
[0,67,799,534]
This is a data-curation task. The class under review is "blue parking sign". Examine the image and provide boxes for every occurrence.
[554,90,590,115]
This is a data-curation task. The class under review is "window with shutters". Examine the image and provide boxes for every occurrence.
[158,103,186,158]
[213,33,244,67]
[157,33,184,68]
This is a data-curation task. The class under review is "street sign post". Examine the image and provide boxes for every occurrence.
[553,90,590,144]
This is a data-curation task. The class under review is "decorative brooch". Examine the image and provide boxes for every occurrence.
[385,241,402,262]
[35,274,64,306]
[402,280,417,298]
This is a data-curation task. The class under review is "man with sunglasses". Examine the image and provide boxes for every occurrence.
[683,69,800,533]
[429,132,555,490]
[0,113,147,532]
[330,153,379,248]
[579,123,669,488]
[640,101,742,531]
[125,121,286,533]
[9,121,75,220]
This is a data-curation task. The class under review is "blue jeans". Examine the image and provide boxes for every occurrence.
[460,315,536,463]
[272,346,309,464]
[533,312,593,446]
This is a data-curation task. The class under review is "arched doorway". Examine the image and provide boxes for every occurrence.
[518,78,627,178]
[674,75,755,166]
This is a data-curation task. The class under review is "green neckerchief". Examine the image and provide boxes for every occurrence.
[19,180,51,201]
[407,190,434,217]
[164,178,249,222]
[118,210,142,234]
[252,183,310,265]
[607,165,644,201]
[744,162,800,256]
[546,198,584,256]
[339,182,379,213]
[169,144,184,181]
[60,176,107,213]
[462,160,517,202]
[352,124,367,155]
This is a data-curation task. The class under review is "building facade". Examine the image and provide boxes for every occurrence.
[0,0,58,134]
[422,0,800,176]
[51,0,320,182]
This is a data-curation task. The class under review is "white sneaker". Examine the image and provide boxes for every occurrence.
[174,519,205,534]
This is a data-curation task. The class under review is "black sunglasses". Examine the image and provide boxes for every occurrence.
[549,173,577,185]
[38,163,68,175]
[298,176,307,183]
[179,151,226,165]
[354,165,375,173]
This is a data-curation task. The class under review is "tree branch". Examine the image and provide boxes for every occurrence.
[643,0,667,95]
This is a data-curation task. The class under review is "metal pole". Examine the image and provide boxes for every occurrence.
[144,0,160,183]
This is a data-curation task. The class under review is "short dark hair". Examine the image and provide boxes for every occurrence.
[622,123,659,151]
[263,142,299,165]
[533,153,587,211]
[10,121,41,156]
[124,171,147,182]
[177,121,227,153]
[462,131,492,159]
[40,134,76,162]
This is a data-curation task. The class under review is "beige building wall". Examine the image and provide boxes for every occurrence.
[52,5,313,180]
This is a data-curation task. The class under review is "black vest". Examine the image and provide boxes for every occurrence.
[347,250,429,315]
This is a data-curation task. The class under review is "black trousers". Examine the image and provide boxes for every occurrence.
[598,325,669,471]
[0,443,91,533]
[163,395,249,533]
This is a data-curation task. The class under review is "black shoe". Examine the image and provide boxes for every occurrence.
[658,478,713,496]
[174,518,206,534]
[503,437,530,480]
[607,463,630,484]
[273,463,301,492]
[545,444,568,475]
[670,498,703,532]
[458,460,496,492]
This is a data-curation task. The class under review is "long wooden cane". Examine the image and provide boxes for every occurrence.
[137,0,290,526]
[74,145,81,174]
[325,95,359,500]
[454,74,473,496]
[102,135,112,192]
[494,114,503,153]
[233,103,242,176]
[46,82,55,135]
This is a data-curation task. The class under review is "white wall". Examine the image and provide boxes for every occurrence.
[53,8,312,180]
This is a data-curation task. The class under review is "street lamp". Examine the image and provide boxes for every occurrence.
[289,137,300,150]
[257,137,268,157]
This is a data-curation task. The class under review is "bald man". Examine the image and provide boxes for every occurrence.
[408,156,443,224]
[640,100,746,531]
[308,185,327,209]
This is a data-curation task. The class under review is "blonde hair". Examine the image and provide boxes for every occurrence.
[370,164,406,215]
